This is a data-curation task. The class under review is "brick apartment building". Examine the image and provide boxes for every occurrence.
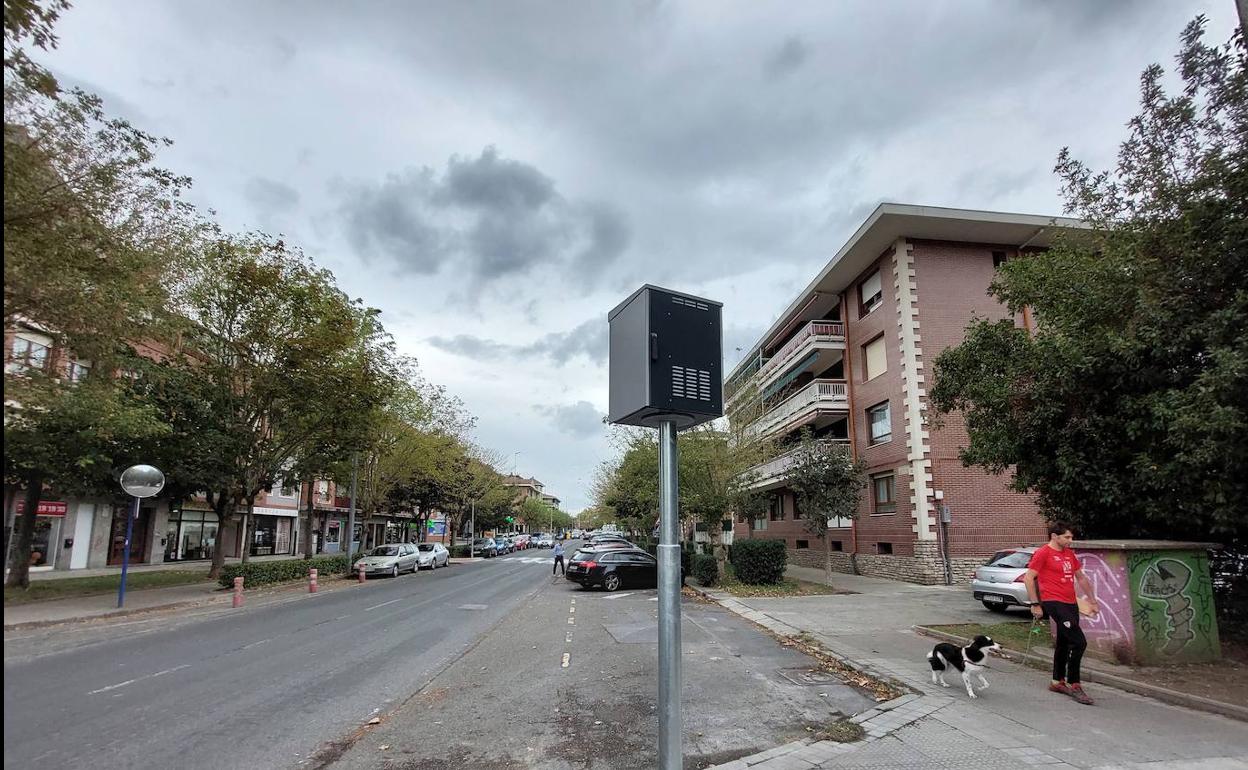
[725,203,1086,584]
[501,475,560,533]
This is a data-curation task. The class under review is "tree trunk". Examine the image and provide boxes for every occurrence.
[302,479,315,559]
[824,531,833,587]
[207,496,233,580]
[5,473,44,589]
[240,498,254,564]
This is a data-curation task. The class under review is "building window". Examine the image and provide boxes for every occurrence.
[8,335,50,373]
[827,515,853,529]
[859,269,883,315]
[992,250,1008,268]
[872,472,896,514]
[877,542,893,555]
[830,540,844,552]
[769,496,784,521]
[863,335,887,381]
[68,360,91,383]
[867,401,891,445]
[792,497,803,520]
[752,516,768,531]
[796,540,809,549]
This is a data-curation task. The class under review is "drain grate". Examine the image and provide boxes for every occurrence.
[777,668,841,686]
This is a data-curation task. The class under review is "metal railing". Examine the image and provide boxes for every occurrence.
[756,320,845,385]
[748,378,848,438]
[744,438,851,488]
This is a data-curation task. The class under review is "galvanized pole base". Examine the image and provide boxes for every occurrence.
[657,420,681,769]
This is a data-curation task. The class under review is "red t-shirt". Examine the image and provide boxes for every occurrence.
[1028,545,1081,604]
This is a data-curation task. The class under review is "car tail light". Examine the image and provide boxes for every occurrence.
[581,561,597,569]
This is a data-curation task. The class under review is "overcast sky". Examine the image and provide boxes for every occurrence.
[39,1,1235,513]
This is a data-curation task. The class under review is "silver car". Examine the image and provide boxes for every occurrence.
[415,542,450,570]
[354,544,419,577]
[970,547,1036,612]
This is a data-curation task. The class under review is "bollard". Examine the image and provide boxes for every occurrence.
[232,576,244,608]
[358,563,366,583]
[309,568,318,594]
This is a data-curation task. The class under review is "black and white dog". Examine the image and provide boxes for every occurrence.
[926,635,1002,699]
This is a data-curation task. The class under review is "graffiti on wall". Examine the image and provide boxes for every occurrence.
[1073,551,1134,660]
[1128,550,1219,664]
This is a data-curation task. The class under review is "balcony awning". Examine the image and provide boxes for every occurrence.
[762,351,818,400]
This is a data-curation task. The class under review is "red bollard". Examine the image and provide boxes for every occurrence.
[358,564,366,583]
[232,576,244,608]
[309,568,318,593]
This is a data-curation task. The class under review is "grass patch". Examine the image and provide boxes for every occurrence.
[3,570,215,605]
[716,565,847,597]
[813,718,865,743]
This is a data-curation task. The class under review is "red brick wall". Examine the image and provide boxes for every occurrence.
[909,240,1048,556]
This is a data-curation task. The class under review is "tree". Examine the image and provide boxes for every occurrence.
[785,429,867,585]
[929,19,1246,545]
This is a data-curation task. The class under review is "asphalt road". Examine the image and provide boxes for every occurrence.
[2,550,561,770]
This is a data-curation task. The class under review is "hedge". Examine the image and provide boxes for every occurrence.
[450,544,472,558]
[692,553,719,586]
[218,554,352,588]
[729,539,787,584]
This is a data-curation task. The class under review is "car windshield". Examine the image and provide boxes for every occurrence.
[370,546,400,557]
[986,550,1033,568]
[417,544,434,552]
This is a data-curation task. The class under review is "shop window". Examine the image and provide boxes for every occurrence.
[165,508,219,561]
[796,540,809,549]
[859,269,883,315]
[877,542,893,555]
[872,472,897,514]
[863,335,887,381]
[867,401,892,445]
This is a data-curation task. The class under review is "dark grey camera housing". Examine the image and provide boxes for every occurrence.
[607,285,722,429]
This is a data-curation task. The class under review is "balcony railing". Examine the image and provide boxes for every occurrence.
[744,439,851,489]
[756,320,845,385]
[748,378,848,438]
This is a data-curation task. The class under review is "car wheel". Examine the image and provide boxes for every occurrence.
[603,573,622,592]
[391,565,399,578]
[982,601,1009,613]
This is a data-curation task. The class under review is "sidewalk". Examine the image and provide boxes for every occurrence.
[4,557,489,629]
[697,566,1248,770]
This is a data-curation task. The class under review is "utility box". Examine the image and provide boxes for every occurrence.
[608,285,722,429]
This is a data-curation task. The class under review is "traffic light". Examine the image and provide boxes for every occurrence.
[505,516,514,523]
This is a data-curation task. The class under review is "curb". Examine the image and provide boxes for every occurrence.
[914,625,1248,723]
[3,597,222,631]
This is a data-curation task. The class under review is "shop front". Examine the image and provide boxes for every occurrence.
[15,500,68,570]
[249,506,296,557]
[108,502,153,566]
[163,503,220,562]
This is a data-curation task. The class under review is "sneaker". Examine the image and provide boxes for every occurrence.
[1068,685,1095,705]
[1048,681,1072,695]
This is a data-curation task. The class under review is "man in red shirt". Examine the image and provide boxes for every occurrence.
[1024,521,1100,705]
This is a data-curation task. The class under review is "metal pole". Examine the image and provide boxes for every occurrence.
[3,489,17,581]
[657,419,681,770]
[470,499,475,558]
[346,452,359,573]
[117,496,139,608]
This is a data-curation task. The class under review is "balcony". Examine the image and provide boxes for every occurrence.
[744,439,851,490]
[757,320,844,385]
[747,378,848,439]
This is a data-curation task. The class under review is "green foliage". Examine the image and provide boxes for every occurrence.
[728,539,787,585]
[785,430,867,541]
[218,554,350,588]
[450,544,472,558]
[929,20,1247,545]
[692,553,719,586]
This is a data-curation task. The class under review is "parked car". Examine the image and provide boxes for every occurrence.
[970,547,1037,612]
[415,542,450,569]
[566,547,659,592]
[590,534,632,548]
[354,544,419,577]
[472,537,498,557]
[511,534,530,550]
[536,534,554,548]
[497,537,514,555]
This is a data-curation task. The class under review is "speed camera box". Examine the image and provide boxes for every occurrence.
[607,285,722,429]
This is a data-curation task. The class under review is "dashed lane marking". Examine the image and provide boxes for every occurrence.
[561,653,570,668]
[567,617,575,625]
[364,597,404,612]
[88,664,190,695]
[566,632,573,643]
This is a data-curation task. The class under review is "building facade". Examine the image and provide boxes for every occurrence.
[726,204,1084,584]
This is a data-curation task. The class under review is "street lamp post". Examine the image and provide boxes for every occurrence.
[345,307,380,573]
[117,465,165,609]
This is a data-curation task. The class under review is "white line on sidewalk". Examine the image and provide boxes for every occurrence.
[88,664,190,695]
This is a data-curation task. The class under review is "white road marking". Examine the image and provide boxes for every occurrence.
[604,593,634,600]
[567,617,575,625]
[364,597,404,612]
[569,606,575,613]
[88,664,190,695]
[241,638,272,650]
[650,597,658,601]
[458,604,488,611]
[561,653,570,668]
[566,632,573,643]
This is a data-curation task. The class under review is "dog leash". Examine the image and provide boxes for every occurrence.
[1024,616,1045,657]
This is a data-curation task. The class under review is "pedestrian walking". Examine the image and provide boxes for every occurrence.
[552,541,566,575]
[1023,521,1100,705]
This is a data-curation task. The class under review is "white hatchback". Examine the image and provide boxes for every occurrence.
[415,542,450,570]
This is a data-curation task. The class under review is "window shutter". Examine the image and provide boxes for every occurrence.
[864,336,887,380]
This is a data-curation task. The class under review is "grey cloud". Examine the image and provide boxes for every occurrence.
[427,318,608,366]
[533,401,605,440]
[764,36,810,79]
[244,177,300,216]
[340,147,629,285]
